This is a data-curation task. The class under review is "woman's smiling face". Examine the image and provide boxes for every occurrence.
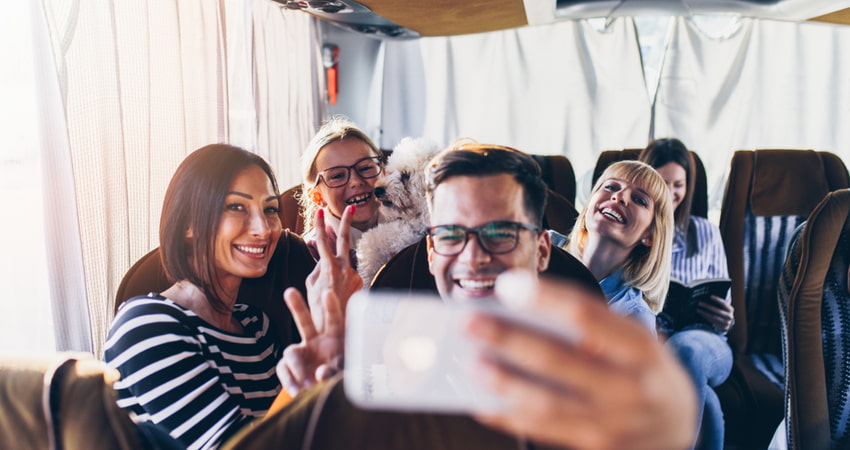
[586,177,655,250]
[213,165,282,288]
[655,162,687,212]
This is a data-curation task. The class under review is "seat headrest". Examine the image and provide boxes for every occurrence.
[751,150,830,216]
[0,353,140,450]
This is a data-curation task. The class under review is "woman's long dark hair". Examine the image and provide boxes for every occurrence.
[639,138,699,256]
[160,144,279,313]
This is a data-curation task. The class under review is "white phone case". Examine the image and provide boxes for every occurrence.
[343,290,578,414]
[344,290,505,414]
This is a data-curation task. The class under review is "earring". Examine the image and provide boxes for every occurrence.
[311,190,325,207]
[641,238,650,246]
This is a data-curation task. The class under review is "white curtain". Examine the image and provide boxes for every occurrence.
[397,19,651,184]
[252,0,324,189]
[31,0,90,352]
[378,39,427,150]
[652,17,850,207]
[391,17,850,208]
[37,0,318,356]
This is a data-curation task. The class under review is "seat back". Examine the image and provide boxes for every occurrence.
[280,185,306,235]
[540,188,579,236]
[0,353,155,450]
[369,236,604,301]
[531,154,577,205]
[779,189,850,449]
[715,150,849,447]
[592,148,709,218]
[720,150,849,358]
[225,375,536,450]
[114,230,316,347]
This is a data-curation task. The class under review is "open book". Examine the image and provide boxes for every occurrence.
[657,277,731,333]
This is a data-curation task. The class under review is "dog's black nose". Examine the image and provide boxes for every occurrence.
[374,186,386,199]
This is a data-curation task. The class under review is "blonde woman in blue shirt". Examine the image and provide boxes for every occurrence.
[567,160,674,336]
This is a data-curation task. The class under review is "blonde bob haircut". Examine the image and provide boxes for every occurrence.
[298,116,382,233]
[567,160,674,313]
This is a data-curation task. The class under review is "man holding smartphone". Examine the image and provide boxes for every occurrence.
[262,141,698,450]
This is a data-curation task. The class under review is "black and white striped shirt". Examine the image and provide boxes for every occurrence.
[104,294,281,449]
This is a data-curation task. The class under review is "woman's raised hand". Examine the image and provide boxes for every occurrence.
[277,287,345,397]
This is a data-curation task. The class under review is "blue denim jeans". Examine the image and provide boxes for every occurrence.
[666,329,733,450]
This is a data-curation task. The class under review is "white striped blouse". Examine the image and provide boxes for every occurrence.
[104,294,281,450]
[671,215,730,285]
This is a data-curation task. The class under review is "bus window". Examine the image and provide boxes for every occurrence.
[0,2,55,353]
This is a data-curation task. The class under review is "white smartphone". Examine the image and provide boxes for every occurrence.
[343,290,578,415]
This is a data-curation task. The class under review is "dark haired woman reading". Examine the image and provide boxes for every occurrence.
[640,138,734,450]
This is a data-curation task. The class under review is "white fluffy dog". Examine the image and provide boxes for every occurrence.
[356,137,443,285]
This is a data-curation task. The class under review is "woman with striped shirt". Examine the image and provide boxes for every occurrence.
[640,138,735,450]
[105,145,285,449]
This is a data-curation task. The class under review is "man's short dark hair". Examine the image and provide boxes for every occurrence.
[425,140,547,227]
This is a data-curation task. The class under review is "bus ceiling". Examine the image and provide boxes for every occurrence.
[272,0,850,38]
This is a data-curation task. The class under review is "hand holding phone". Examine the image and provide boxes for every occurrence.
[343,289,578,414]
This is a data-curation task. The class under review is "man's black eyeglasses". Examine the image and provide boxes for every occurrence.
[426,221,541,256]
[315,156,383,188]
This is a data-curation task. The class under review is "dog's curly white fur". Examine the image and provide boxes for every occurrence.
[356,137,442,285]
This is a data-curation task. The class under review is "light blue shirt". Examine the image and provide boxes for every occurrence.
[600,268,657,336]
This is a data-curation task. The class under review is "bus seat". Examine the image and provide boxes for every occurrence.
[592,148,642,182]
[113,230,316,347]
[541,189,579,236]
[114,247,170,312]
[369,236,604,300]
[0,353,180,450]
[716,149,850,448]
[592,148,709,218]
[280,185,306,235]
[777,189,850,449]
[279,153,578,237]
[224,374,562,450]
[532,154,577,205]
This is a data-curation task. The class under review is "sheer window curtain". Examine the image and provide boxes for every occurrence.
[253,0,325,188]
[654,17,850,209]
[384,18,651,191]
[384,17,850,209]
[37,0,318,356]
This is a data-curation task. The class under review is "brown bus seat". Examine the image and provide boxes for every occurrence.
[280,184,307,235]
[531,154,577,205]
[0,353,179,450]
[717,149,849,448]
[778,189,850,449]
[224,375,565,450]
